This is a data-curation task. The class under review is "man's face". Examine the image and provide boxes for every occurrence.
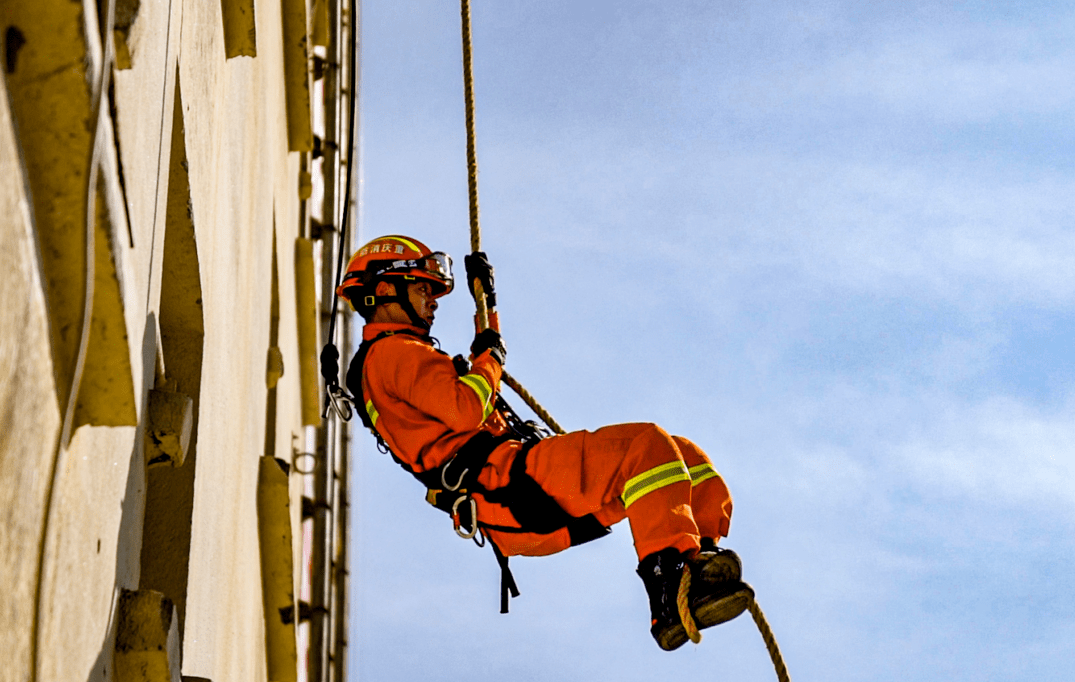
[407,280,438,327]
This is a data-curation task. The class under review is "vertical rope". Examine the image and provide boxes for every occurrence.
[456,11,791,682]
[459,0,565,434]
[459,0,490,332]
[457,8,790,680]
[460,0,481,255]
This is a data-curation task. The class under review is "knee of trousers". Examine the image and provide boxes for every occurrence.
[620,434,692,511]
[623,423,682,467]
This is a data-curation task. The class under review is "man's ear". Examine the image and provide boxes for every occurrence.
[375,280,395,296]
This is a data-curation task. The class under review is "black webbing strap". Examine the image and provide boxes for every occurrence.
[489,540,520,614]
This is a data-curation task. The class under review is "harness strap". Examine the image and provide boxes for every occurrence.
[490,540,520,614]
[428,434,611,544]
[347,329,610,612]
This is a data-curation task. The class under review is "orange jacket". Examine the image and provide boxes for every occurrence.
[357,322,510,476]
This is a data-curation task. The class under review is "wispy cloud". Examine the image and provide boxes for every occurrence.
[893,396,1075,511]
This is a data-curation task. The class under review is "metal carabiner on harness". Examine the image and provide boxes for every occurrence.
[441,458,469,492]
[325,385,355,422]
[451,494,479,540]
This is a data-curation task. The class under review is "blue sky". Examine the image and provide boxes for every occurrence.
[351,2,1075,680]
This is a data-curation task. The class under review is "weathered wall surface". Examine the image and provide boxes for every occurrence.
[0,66,62,679]
[0,0,350,679]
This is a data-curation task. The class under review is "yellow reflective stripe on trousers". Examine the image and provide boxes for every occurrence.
[688,462,719,487]
[458,373,495,420]
[365,399,379,427]
[621,461,690,509]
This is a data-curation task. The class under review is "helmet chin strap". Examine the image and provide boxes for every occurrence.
[375,278,430,331]
[397,295,430,331]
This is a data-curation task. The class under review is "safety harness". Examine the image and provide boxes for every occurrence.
[346,328,610,612]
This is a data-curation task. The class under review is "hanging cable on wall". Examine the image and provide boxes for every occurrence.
[319,0,361,423]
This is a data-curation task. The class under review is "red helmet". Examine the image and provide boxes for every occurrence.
[336,235,454,311]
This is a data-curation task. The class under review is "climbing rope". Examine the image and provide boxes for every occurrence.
[458,0,564,435]
[749,600,791,682]
[499,373,565,434]
[677,567,702,645]
[458,3,790,677]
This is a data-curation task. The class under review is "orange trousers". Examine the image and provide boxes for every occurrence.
[480,423,732,561]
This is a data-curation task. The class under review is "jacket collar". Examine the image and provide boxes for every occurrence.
[362,322,430,342]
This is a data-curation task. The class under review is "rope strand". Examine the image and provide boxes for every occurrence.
[749,600,791,682]
[501,371,565,435]
[460,0,481,255]
[677,567,702,645]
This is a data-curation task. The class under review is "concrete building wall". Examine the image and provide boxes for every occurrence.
[0,0,353,679]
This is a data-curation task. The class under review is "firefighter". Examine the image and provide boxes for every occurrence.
[339,234,753,651]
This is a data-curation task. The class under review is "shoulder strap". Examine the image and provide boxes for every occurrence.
[346,329,433,468]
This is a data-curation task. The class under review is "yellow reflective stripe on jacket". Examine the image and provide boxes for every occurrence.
[365,399,379,427]
[688,462,719,487]
[621,461,690,509]
[458,373,495,420]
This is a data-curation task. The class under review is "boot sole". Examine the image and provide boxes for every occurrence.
[653,583,754,651]
[692,550,743,584]
[693,582,754,630]
[654,624,689,652]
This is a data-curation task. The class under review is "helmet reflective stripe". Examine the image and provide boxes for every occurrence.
[688,462,719,487]
[390,236,423,252]
[620,461,690,509]
[458,373,494,420]
[365,399,379,427]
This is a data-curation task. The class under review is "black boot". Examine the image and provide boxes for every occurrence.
[637,548,689,651]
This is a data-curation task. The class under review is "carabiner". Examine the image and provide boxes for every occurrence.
[441,459,469,492]
[327,385,355,422]
[452,495,479,540]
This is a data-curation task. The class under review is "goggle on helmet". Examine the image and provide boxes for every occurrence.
[336,235,454,310]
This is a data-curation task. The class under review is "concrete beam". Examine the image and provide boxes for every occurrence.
[220,0,256,59]
[266,346,285,389]
[114,589,182,682]
[310,0,328,48]
[294,238,320,425]
[281,0,312,151]
[145,389,194,468]
[257,456,298,682]
[113,0,142,69]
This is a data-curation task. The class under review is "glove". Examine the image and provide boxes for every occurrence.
[470,328,506,367]
[464,251,497,309]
